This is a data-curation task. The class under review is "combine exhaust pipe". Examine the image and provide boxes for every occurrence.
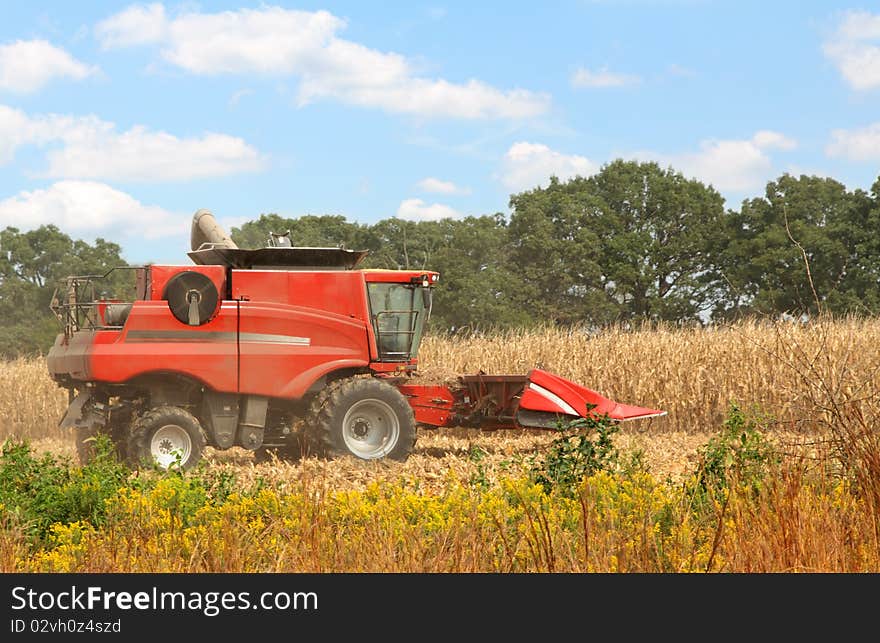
[190,209,238,252]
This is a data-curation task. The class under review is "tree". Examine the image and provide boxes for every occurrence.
[508,160,727,325]
[363,218,445,270]
[586,160,727,322]
[231,214,378,252]
[507,176,607,324]
[0,226,128,357]
[425,214,531,331]
[716,174,876,318]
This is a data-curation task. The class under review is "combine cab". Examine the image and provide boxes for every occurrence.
[47,210,664,470]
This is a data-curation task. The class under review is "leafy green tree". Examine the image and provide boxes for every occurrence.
[716,174,876,318]
[508,160,727,325]
[354,215,528,331]
[0,226,127,357]
[507,177,606,324]
[586,160,727,321]
[230,214,378,253]
[363,218,446,270]
[425,214,531,331]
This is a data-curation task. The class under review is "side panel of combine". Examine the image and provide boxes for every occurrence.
[90,300,240,392]
[233,270,372,399]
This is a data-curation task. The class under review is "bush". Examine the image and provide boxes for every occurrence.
[0,436,129,544]
[693,402,779,498]
[530,409,620,496]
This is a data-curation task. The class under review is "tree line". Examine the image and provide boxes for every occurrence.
[2,159,879,357]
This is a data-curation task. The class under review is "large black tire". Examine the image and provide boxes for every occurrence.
[305,377,416,461]
[126,406,207,471]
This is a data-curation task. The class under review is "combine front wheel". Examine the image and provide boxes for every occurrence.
[127,406,207,471]
[307,378,416,461]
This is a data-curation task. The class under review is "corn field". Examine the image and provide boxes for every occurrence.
[3,316,880,572]
[8,315,880,441]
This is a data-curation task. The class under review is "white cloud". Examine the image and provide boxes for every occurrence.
[500,142,598,192]
[826,122,880,161]
[570,67,641,88]
[499,133,796,197]
[0,40,98,93]
[95,3,169,48]
[416,177,470,195]
[751,130,797,150]
[95,4,549,119]
[666,63,696,78]
[396,198,461,221]
[823,10,880,90]
[634,130,797,192]
[0,104,265,181]
[45,126,264,181]
[0,181,182,239]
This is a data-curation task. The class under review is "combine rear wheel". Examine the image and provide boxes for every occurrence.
[306,377,416,461]
[127,406,207,471]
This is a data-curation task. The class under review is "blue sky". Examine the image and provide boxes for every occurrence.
[0,1,878,264]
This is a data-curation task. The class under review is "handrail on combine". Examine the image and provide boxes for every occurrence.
[49,266,144,336]
[373,309,420,361]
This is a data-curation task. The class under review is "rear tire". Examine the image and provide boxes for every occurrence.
[305,377,416,461]
[126,405,207,471]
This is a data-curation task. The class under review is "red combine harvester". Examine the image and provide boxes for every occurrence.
[47,210,665,470]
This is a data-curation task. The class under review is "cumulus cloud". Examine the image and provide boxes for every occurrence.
[0,181,182,239]
[94,3,169,48]
[94,4,549,119]
[416,177,470,195]
[0,39,98,93]
[570,67,641,88]
[823,10,880,90]
[0,104,265,181]
[497,132,796,197]
[499,142,598,192]
[826,122,880,160]
[633,130,797,192]
[396,198,461,221]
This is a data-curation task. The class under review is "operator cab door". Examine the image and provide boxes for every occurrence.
[367,281,432,362]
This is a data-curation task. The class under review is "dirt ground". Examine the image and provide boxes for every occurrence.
[25,424,731,493]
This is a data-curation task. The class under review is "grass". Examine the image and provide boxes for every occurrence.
[1,431,877,572]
